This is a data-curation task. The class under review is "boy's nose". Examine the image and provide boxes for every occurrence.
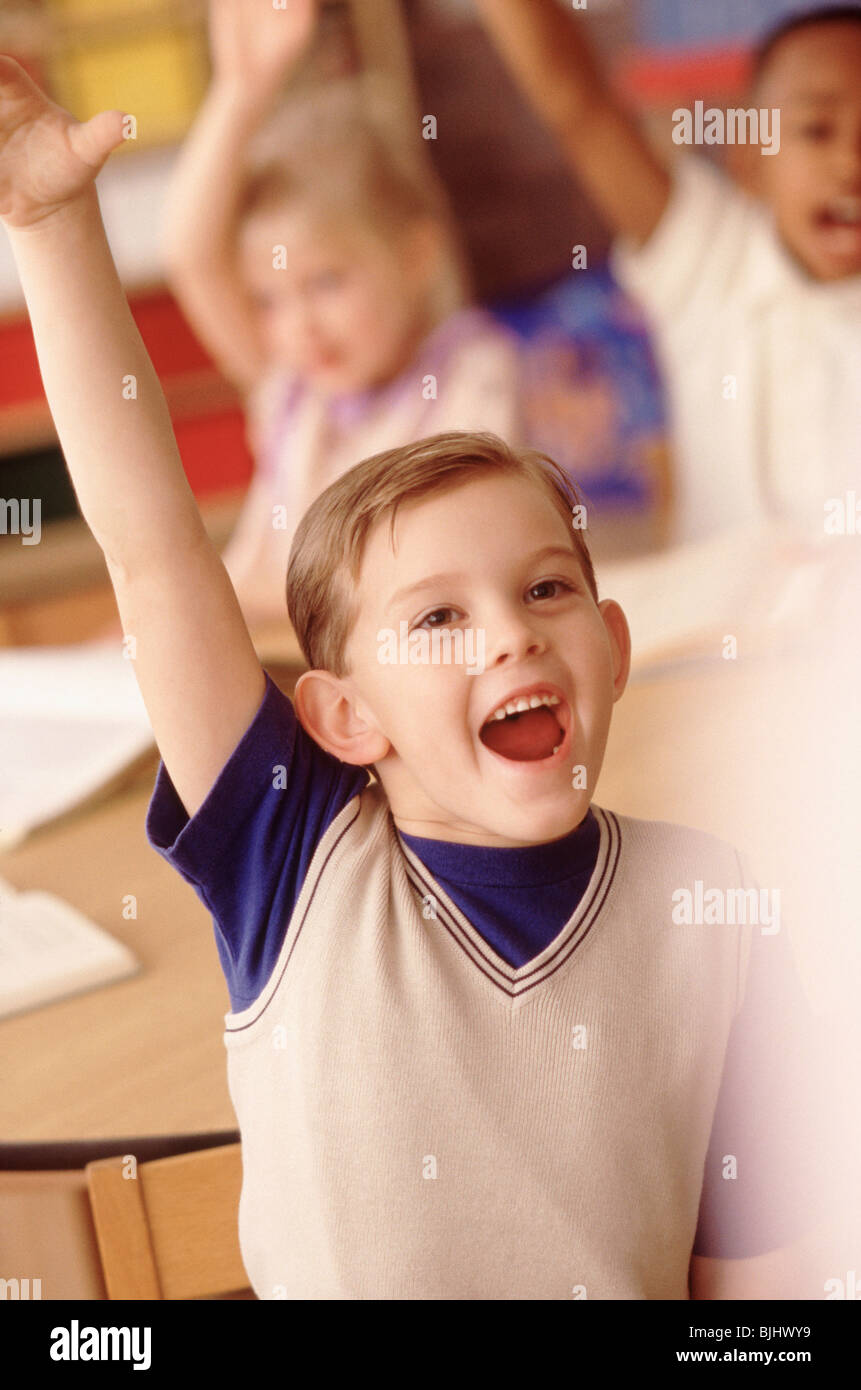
[484,613,548,667]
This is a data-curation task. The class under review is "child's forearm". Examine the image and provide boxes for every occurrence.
[472,0,604,131]
[163,0,318,283]
[160,3,319,388]
[473,0,671,246]
[160,78,273,391]
[161,79,268,276]
[6,190,206,572]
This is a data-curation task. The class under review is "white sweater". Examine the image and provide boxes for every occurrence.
[224,789,753,1299]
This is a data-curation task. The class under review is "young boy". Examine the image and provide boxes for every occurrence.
[0,57,820,1299]
[473,1,861,544]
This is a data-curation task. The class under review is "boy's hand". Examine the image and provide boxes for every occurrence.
[0,56,125,228]
[208,0,319,97]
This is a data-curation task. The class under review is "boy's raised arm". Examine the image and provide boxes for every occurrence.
[473,0,672,247]
[0,56,266,819]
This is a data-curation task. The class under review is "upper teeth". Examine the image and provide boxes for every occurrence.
[487,692,561,722]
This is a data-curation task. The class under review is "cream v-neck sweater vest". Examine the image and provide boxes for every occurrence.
[224,790,752,1300]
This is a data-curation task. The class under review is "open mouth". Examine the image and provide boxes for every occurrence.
[478,687,568,763]
[813,198,861,253]
[817,197,861,227]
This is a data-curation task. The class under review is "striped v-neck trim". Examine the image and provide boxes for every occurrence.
[395,806,622,999]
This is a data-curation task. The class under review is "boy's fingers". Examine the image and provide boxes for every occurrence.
[67,109,127,170]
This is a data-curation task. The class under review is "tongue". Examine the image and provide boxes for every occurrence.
[480,706,562,761]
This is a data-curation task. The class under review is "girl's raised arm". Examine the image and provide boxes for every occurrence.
[161,0,319,395]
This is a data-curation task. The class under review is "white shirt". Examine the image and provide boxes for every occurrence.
[612,157,861,544]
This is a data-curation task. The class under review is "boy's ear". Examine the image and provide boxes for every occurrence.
[293,669,391,766]
[598,599,631,702]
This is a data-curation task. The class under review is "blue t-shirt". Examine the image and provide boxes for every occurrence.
[147,672,819,1262]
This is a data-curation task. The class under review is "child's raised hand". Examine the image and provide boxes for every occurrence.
[208,0,319,94]
[0,56,125,228]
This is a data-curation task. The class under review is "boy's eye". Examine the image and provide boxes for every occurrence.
[416,607,460,629]
[412,580,577,629]
[798,120,833,141]
[527,578,575,601]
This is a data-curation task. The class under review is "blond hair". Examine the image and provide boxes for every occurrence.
[240,78,469,318]
[286,431,599,675]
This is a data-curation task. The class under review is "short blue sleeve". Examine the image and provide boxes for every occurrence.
[146,671,370,1011]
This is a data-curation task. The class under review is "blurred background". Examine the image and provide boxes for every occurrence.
[1,0,857,1304]
[0,0,835,646]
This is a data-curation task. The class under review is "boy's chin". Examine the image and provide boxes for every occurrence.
[789,229,861,282]
[805,250,861,281]
[471,792,592,847]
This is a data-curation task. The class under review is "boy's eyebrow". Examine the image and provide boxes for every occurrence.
[384,546,582,611]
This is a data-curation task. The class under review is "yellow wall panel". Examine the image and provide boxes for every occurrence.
[45,0,164,18]
[49,30,207,147]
